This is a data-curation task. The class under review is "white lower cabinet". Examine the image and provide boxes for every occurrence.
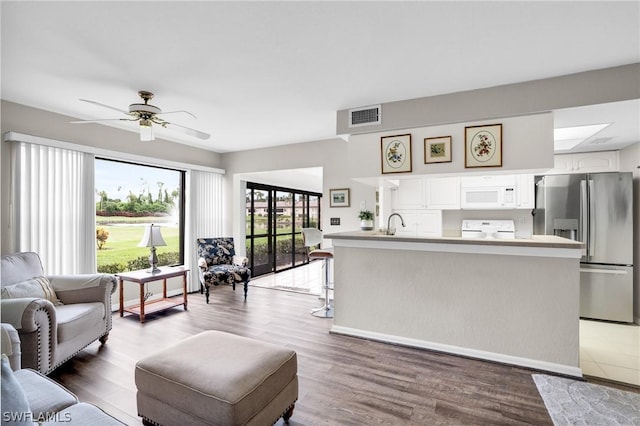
[393,210,442,237]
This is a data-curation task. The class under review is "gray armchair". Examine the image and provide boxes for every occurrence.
[0,252,117,375]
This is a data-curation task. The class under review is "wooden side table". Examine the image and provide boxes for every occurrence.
[117,266,189,323]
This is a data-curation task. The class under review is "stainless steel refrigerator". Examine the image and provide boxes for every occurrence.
[534,172,634,323]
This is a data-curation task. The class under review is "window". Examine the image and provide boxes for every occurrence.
[95,158,185,273]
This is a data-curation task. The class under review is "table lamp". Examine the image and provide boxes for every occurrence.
[138,224,167,273]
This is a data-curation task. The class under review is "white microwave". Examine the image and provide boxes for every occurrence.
[460,176,517,209]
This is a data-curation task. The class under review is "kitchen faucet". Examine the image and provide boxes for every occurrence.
[386,213,406,235]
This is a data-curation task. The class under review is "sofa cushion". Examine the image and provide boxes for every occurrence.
[205,264,251,286]
[1,277,62,306]
[1,355,35,426]
[197,237,236,266]
[55,303,105,343]
[42,403,124,425]
[0,253,45,287]
[14,368,77,419]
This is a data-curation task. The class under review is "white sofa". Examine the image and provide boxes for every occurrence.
[1,323,124,425]
[1,252,117,374]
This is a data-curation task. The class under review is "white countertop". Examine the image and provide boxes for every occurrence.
[325,231,584,250]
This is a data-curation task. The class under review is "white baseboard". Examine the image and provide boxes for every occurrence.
[330,325,583,378]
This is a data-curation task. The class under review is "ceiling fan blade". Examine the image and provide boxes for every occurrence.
[79,99,129,114]
[166,122,211,140]
[70,118,138,124]
[158,110,197,119]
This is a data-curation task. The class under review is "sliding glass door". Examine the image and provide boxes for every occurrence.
[246,183,321,277]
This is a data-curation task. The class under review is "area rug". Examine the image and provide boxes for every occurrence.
[532,374,640,425]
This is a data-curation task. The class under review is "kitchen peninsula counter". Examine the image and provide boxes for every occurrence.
[324,231,584,377]
[327,231,582,250]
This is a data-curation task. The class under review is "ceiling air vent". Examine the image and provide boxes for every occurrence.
[349,105,381,128]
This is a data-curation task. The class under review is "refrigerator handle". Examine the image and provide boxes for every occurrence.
[580,268,628,275]
[580,180,588,258]
[588,179,595,260]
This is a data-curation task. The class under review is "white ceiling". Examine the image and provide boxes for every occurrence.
[2,1,639,154]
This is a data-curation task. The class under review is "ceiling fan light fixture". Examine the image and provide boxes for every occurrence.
[139,119,154,141]
[74,91,210,141]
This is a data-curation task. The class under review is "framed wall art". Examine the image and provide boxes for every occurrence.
[381,134,412,174]
[465,124,502,168]
[424,136,452,164]
[329,188,350,207]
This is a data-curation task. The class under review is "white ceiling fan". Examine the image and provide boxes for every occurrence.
[71,91,210,141]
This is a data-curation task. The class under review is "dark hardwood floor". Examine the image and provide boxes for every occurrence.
[50,284,639,426]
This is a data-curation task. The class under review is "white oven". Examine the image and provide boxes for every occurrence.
[460,175,517,209]
[461,219,516,239]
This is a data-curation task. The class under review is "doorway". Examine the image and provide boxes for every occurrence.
[245,182,321,277]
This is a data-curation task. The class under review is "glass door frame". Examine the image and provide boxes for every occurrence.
[246,182,321,277]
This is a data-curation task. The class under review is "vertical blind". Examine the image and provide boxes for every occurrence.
[11,141,96,274]
[9,134,226,286]
[186,169,225,291]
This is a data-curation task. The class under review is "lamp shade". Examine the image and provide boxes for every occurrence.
[138,224,167,248]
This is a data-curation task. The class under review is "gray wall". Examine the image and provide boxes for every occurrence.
[221,139,376,243]
[346,112,554,178]
[337,63,640,136]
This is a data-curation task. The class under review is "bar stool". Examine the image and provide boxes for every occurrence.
[301,228,333,318]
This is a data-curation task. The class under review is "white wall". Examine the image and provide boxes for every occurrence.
[620,142,640,324]
[332,241,582,375]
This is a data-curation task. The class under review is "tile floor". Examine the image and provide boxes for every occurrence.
[253,264,640,387]
[250,260,325,296]
[580,319,640,386]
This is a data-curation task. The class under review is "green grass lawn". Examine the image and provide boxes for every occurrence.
[97,216,175,225]
[96,221,179,267]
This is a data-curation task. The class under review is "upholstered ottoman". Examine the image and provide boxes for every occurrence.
[135,331,298,426]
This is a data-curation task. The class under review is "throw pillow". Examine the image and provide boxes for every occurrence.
[0,276,63,305]
[1,354,35,425]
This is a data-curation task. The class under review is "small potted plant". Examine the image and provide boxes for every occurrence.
[358,210,374,231]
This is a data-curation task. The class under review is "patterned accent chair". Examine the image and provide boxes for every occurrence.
[197,238,251,303]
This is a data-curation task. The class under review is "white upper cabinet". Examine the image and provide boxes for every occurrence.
[426,177,460,210]
[549,151,619,174]
[393,173,532,211]
[396,176,461,210]
[396,177,425,209]
[516,174,534,209]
